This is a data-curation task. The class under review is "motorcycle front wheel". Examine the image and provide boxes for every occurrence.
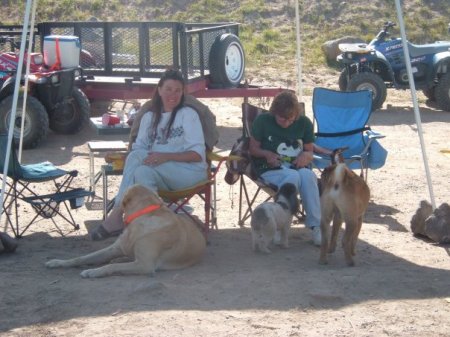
[347,72,387,111]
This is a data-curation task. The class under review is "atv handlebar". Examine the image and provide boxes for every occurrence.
[383,21,396,30]
[371,21,397,45]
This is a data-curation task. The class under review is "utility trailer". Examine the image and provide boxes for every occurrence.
[37,21,284,101]
[0,21,284,149]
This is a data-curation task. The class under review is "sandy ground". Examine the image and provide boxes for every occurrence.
[1,86,450,337]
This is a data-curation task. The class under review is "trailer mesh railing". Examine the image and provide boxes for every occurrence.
[36,21,239,82]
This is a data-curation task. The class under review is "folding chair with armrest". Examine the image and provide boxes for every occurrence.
[102,97,228,235]
[312,88,387,181]
[102,149,229,235]
[0,134,93,238]
[236,102,305,227]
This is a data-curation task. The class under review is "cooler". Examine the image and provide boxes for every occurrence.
[43,35,80,69]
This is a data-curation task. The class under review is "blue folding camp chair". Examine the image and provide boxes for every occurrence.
[312,88,387,180]
[0,134,92,237]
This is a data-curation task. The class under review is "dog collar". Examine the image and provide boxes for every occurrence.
[124,204,161,226]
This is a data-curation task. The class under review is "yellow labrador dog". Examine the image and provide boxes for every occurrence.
[45,185,206,278]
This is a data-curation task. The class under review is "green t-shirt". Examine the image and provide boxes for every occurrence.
[251,113,315,176]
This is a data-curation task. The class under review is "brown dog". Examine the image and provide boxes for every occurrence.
[319,149,370,266]
[45,185,206,278]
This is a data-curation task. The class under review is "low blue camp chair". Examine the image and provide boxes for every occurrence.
[0,134,92,238]
[312,88,387,180]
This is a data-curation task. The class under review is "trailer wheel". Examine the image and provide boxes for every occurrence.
[347,72,387,111]
[435,73,450,112]
[49,87,90,134]
[208,33,245,88]
[0,95,49,149]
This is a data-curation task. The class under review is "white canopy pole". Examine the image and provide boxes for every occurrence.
[295,0,303,101]
[394,0,436,209]
[0,0,34,224]
[18,0,39,162]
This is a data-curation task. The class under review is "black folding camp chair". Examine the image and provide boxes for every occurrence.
[236,102,305,227]
[0,134,92,237]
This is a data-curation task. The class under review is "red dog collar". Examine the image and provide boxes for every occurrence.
[124,204,161,226]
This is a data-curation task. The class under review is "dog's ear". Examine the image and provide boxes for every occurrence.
[121,185,137,211]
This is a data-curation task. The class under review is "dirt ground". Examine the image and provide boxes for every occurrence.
[1,83,449,337]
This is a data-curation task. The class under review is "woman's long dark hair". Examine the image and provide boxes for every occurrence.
[149,69,186,141]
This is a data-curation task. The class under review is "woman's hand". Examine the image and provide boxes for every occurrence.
[144,152,167,166]
[143,150,201,166]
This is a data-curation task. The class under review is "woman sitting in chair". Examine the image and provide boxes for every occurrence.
[249,90,326,246]
[90,69,207,240]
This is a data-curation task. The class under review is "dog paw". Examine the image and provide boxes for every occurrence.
[45,259,65,268]
[261,248,272,254]
[80,269,100,278]
[318,258,328,265]
[346,260,355,267]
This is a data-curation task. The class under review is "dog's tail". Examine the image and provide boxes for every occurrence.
[331,163,347,189]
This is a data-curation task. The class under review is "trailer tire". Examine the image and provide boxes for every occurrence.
[208,33,245,88]
[0,95,49,149]
[347,72,387,111]
[49,87,90,134]
[435,73,450,112]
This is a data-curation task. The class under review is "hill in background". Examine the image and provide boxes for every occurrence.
[1,0,449,90]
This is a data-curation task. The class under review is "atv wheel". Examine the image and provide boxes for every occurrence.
[435,73,450,112]
[422,87,436,101]
[338,65,357,91]
[209,33,245,88]
[49,87,90,134]
[0,95,49,149]
[347,72,387,111]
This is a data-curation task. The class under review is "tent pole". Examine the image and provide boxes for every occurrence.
[19,0,39,162]
[0,0,33,224]
[394,0,436,209]
[295,0,303,101]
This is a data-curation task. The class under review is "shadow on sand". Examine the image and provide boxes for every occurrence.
[0,220,449,332]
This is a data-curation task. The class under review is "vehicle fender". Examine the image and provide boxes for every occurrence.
[432,51,450,76]
[372,50,395,82]
[0,76,15,100]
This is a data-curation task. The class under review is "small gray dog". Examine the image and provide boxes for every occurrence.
[251,183,300,253]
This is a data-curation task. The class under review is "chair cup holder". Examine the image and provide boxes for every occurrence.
[70,196,86,209]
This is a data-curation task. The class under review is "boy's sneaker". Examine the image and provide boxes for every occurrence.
[312,226,322,246]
